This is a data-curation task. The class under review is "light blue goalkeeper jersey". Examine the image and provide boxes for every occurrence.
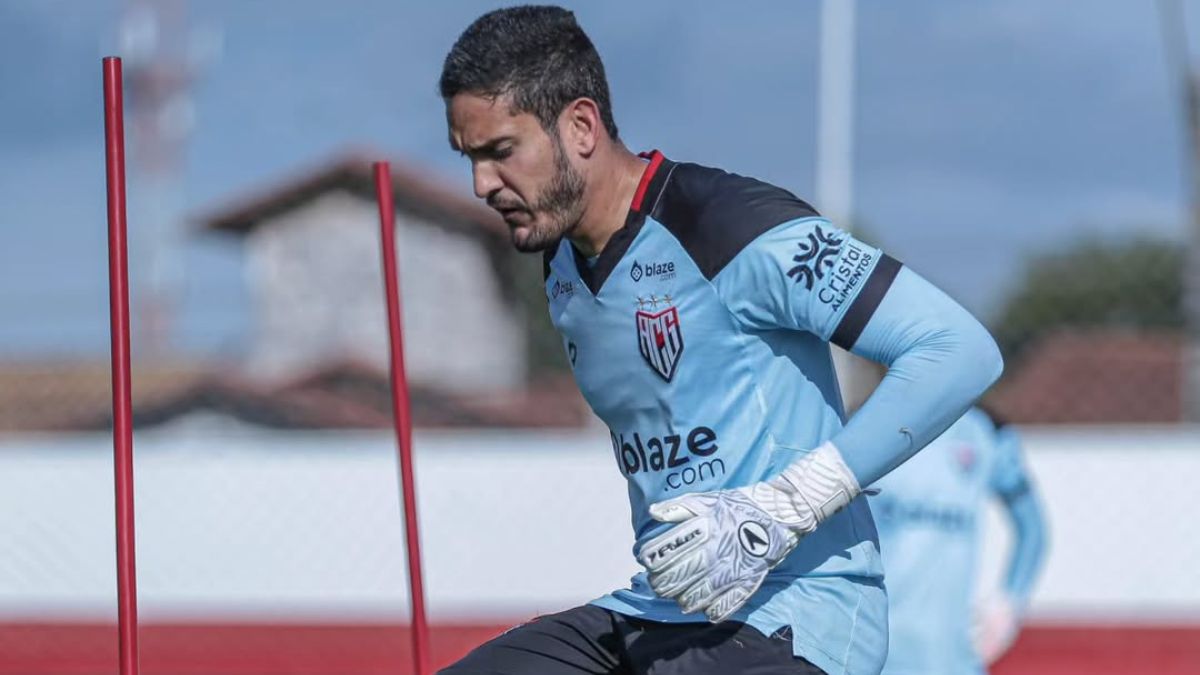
[543,151,1002,675]
[871,408,1046,675]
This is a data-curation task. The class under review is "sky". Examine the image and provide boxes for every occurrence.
[0,0,1190,358]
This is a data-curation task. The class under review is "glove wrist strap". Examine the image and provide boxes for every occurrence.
[751,441,861,532]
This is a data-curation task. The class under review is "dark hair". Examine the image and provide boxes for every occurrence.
[440,5,619,140]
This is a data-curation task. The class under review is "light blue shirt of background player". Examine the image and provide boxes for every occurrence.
[871,407,1048,675]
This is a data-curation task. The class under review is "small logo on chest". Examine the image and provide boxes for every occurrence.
[635,303,684,382]
[550,278,576,299]
[631,259,676,283]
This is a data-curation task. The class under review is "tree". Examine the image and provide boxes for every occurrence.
[993,237,1184,359]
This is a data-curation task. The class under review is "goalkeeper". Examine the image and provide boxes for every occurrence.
[438,6,1003,674]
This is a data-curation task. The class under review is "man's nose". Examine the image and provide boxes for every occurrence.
[473,162,503,200]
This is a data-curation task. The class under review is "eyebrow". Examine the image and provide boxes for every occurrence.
[454,136,513,159]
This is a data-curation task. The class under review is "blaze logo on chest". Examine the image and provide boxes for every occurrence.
[635,306,684,381]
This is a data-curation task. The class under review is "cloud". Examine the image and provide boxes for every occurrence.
[1,0,1192,352]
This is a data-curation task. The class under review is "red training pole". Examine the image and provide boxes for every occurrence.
[102,56,140,675]
[373,161,431,675]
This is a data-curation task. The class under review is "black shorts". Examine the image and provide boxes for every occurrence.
[439,605,825,675]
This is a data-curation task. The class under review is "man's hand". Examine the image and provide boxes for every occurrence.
[973,593,1020,664]
[637,442,860,622]
[638,487,800,623]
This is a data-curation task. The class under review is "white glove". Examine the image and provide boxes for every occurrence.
[637,442,860,622]
[973,593,1020,664]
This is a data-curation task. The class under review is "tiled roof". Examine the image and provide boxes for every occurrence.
[0,360,589,432]
[987,330,1183,424]
[194,149,505,241]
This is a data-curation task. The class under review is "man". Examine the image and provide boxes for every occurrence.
[438,6,1003,674]
[871,407,1047,674]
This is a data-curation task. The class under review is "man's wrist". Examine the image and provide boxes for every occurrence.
[749,442,861,532]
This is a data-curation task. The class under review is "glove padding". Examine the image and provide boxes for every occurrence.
[637,442,859,622]
[640,488,800,622]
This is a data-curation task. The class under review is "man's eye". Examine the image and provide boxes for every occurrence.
[494,146,513,160]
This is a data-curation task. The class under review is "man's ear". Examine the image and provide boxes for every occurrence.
[559,97,603,158]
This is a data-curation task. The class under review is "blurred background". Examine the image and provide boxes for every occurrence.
[0,0,1198,673]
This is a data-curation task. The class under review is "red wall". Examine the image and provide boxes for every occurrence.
[2,622,1197,674]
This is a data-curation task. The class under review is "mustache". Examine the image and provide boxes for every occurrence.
[487,194,527,212]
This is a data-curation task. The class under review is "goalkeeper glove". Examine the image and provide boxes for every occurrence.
[636,442,860,622]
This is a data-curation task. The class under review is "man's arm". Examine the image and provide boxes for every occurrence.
[975,425,1049,663]
[716,217,1003,486]
[829,265,1004,485]
[640,217,1002,621]
[1002,489,1048,604]
[994,426,1048,603]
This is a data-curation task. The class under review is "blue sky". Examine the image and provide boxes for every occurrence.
[0,0,1189,357]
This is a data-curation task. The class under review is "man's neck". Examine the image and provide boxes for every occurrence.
[568,147,648,258]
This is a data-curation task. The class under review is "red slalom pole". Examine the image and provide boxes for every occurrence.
[373,161,431,675]
[102,56,140,675]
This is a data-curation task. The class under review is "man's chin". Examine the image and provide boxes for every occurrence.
[512,236,553,253]
[510,225,555,253]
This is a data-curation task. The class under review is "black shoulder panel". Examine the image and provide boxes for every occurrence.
[831,254,902,350]
[649,162,820,280]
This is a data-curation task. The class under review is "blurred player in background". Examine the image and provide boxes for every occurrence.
[871,406,1048,674]
[438,6,1003,674]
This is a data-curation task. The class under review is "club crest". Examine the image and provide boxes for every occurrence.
[636,306,684,381]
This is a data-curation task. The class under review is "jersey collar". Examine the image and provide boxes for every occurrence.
[631,150,670,214]
[572,149,674,295]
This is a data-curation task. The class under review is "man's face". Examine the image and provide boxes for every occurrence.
[447,93,585,252]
